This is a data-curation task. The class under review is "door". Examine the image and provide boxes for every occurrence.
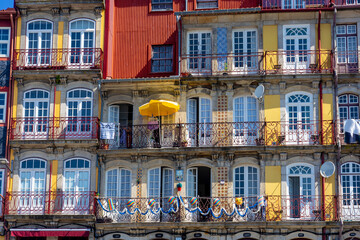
[63,159,90,214]
[27,20,52,67]
[341,162,360,220]
[336,25,358,73]
[108,104,133,148]
[286,93,313,145]
[19,159,46,214]
[233,96,258,146]
[67,89,93,139]
[283,26,309,72]
[186,98,212,146]
[287,165,314,220]
[23,90,49,139]
[69,20,95,68]
[187,32,212,74]
[233,30,257,74]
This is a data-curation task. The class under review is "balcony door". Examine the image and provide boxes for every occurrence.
[233,96,258,146]
[187,31,212,73]
[233,29,257,74]
[336,25,358,73]
[108,104,133,148]
[187,167,211,221]
[283,26,309,72]
[287,164,314,219]
[286,92,313,145]
[67,89,93,139]
[340,162,360,220]
[63,159,90,214]
[26,20,52,67]
[69,19,95,68]
[148,167,174,221]
[23,90,49,139]
[19,159,46,214]
[187,98,212,146]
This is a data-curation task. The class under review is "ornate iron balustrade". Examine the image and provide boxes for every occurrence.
[262,0,331,10]
[96,195,339,223]
[180,50,333,76]
[13,48,103,70]
[10,117,99,140]
[100,120,334,149]
[5,191,96,215]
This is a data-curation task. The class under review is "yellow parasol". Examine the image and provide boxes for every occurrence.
[139,100,180,117]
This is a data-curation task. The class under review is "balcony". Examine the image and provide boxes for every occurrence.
[100,120,334,149]
[96,195,341,223]
[12,48,103,71]
[181,50,332,76]
[334,51,360,74]
[10,117,99,140]
[262,0,331,10]
[5,191,95,216]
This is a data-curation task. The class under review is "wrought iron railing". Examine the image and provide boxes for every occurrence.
[5,191,96,215]
[100,120,334,149]
[10,117,99,140]
[180,50,333,75]
[96,195,340,223]
[13,48,103,70]
[262,0,331,10]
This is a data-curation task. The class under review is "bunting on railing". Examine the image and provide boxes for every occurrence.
[97,196,266,219]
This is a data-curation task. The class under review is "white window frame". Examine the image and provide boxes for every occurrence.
[285,91,314,123]
[0,27,10,57]
[233,96,258,122]
[19,159,47,192]
[196,0,218,9]
[0,92,7,123]
[151,0,173,11]
[66,88,93,118]
[105,168,132,198]
[232,29,258,72]
[286,163,314,196]
[187,30,212,73]
[233,165,259,197]
[63,158,90,192]
[283,25,310,69]
[69,19,95,49]
[147,167,174,198]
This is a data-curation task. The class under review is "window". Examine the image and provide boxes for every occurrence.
[283,25,310,70]
[187,31,212,73]
[345,0,360,5]
[337,25,358,66]
[69,19,95,66]
[197,0,218,9]
[151,45,173,73]
[282,0,304,9]
[23,90,49,137]
[0,28,10,57]
[64,158,90,192]
[106,168,131,198]
[234,166,259,204]
[287,92,312,129]
[148,167,173,199]
[20,159,46,193]
[341,162,360,208]
[339,94,359,131]
[152,0,173,10]
[233,29,257,71]
[0,93,6,122]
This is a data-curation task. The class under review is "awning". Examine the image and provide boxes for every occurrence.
[139,100,180,117]
[11,228,90,237]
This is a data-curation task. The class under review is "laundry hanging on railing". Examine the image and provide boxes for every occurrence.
[344,119,360,144]
[100,123,115,139]
[97,196,266,219]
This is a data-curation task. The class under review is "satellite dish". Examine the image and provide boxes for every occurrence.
[320,161,335,178]
[254,84,265,100]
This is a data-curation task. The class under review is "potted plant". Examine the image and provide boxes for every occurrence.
[180,140,188,147]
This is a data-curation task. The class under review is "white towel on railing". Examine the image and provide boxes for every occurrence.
[100,122,115,139]
[344,119,360,144]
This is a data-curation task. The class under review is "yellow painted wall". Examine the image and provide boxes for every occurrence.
[51,160,58,192]
[16,17,21,50]
[322,93,334,145]
[265,166,282,221]
[12,80,18,119]
[315,24,332,69]
[57,22,64,64]
[100,10,105,51]
[324,174,336,221]
[263,25,278,71]
[54,91,61,127]
[264,95,281,145]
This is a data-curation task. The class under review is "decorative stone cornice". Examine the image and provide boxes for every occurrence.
[51,7,60,15]
[94,7,103,16]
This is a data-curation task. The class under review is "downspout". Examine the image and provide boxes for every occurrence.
[53,85,56,139]
[318,10,322,72]
[185,0,188,11]
[176,15,181,77]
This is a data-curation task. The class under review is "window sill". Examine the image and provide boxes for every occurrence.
[150,9,174,13]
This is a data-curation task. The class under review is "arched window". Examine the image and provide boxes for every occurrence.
[67,89,93,136]
[287,163,314,218]
[106,168,131,198]
[286,92,313,144]
[69,19,95,66]
[23,90,50,137]
[64,158,90,192]
[339,94,359,131]
[27,20,53,66]
[341,162,360,206]
[283,25,309,69]
[234,166,259,205]
[20,159,46,193]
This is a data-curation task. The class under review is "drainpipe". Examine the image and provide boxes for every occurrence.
[53,85,56,139]
[185,0,188,11]
[176,15,181,77]
[318,10,322,71]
